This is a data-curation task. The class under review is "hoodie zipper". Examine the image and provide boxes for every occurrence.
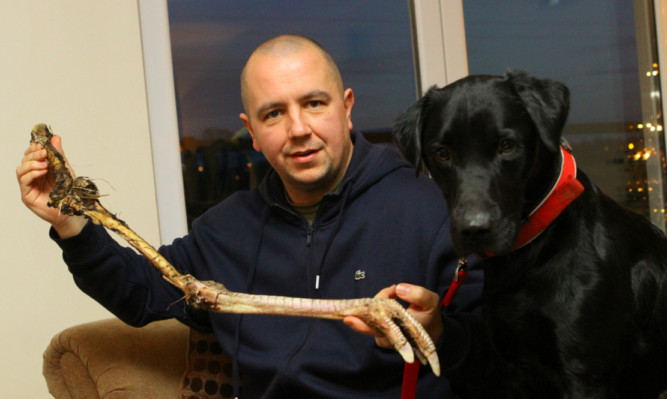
[275,202,319,293]
[306,225,321,291]
[306,225,313,247]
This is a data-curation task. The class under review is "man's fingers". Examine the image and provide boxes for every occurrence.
[343,316,400,349]
[51,135,69,164]
[395,283,445,345]
[22,144,45,163]
[24,142,38,156]
[345,284,442,353]
[395,283,440,311]
[48,135,77,177]
[343,316,382,337]
[17,145,48,191]
[373,284,397,299]
[50,135,63,152]
[344,285,397,340]
[374,336,391,348]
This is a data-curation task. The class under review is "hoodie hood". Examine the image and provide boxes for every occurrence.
[257,130,409,212]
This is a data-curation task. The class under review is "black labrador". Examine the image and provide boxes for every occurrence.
[393,70,667,398]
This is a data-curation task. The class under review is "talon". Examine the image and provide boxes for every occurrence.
[414,348,427,366]
[397,341,415,364]
[428,352,441,377]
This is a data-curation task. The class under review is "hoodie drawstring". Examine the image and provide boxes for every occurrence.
[231,180,353,396]
[314,181,353,291]
[232,205,271,398]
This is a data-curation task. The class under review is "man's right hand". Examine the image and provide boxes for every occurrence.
[16,135,87,238]
[344,283,444,349]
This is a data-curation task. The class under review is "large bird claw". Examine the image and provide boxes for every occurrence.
[185,281,441,375]
[347,298,440,376]
[32,123,441,377]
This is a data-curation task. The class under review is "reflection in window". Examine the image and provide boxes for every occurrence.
[167,0,416,227]
[463,0,666,228]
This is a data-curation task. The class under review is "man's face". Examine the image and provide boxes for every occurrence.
[240,47,354,205]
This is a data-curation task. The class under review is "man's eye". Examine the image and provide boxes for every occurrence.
[265,110,281,120]
[307,100,323,108]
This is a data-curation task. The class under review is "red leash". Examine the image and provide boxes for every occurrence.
[401,259,469,399]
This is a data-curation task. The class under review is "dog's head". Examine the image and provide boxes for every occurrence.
[394,70,570,256]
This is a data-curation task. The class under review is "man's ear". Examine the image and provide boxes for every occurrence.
[505,69,570,151]
[393,88,436,173]
[343,88,355,131]
[240,113,260,152]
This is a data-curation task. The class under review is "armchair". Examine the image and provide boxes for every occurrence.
[42,318,235,399]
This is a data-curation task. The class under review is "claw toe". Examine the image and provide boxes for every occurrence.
[428,352,440,377]
[397,341,415,364]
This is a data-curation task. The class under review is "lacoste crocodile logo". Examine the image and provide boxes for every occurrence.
[354,270,366,280]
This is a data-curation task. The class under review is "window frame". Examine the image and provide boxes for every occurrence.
[141,0,667,237]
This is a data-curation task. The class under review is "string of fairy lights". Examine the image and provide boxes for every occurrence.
[625,61,666,222]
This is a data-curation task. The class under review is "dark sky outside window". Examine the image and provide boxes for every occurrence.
[167,0,417,141]
[463,0,641,125]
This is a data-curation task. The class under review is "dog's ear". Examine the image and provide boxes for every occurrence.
[393,89,433,173]
[505,69,570,151]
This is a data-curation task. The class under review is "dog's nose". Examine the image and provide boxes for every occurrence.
[459,211,493,237]
[451,209,500,255]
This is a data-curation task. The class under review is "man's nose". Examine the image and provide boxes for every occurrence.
[288,109,310,138]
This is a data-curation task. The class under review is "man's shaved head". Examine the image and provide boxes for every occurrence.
[240,35,343,113]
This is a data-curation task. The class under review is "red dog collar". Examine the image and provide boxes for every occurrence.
[510,144,584,251]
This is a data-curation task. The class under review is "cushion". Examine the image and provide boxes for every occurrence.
[181,329,237,399]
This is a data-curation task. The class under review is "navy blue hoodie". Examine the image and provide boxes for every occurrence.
[53,131,484,398]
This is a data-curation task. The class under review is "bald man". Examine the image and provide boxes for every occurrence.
[18,35,483,398]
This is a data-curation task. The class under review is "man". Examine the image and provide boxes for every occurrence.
[17,35,483,398]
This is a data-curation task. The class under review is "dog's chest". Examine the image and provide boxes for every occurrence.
[479,253,656,383]
[480,258,594,362]
[482,266,561,357]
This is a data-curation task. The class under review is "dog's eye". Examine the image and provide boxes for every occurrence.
[434,148,450,161]
[498,138,516,154]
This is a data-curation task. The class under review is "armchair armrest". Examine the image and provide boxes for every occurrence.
[43,318,189,398]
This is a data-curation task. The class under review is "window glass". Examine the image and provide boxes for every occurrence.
[463,0,666,227]
[167,0,416,226]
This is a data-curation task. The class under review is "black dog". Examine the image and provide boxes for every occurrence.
[394,70,667,398]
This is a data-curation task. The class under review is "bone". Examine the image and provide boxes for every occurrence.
[30,123,440,376]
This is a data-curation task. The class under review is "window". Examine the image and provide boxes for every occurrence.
[167,0,417,226]
[463,0,667,229]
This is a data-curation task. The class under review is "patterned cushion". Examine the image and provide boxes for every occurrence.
[181,329,237,399]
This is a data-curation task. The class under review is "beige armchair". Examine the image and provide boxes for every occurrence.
[43,318,235,399]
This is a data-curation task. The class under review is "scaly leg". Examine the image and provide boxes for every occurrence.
[30,123,440,376]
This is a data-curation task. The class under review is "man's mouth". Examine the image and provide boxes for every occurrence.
[289,148,319,163]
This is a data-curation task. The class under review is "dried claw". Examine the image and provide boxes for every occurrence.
[356,298,440,376]
[414,346,428,365]
[379,315,415,364]
[185,280,227,308]
[427,352,440,374]
[33,124,442,377]
[185,281,442,376]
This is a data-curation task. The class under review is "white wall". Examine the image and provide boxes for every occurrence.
[0,1,162,396]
